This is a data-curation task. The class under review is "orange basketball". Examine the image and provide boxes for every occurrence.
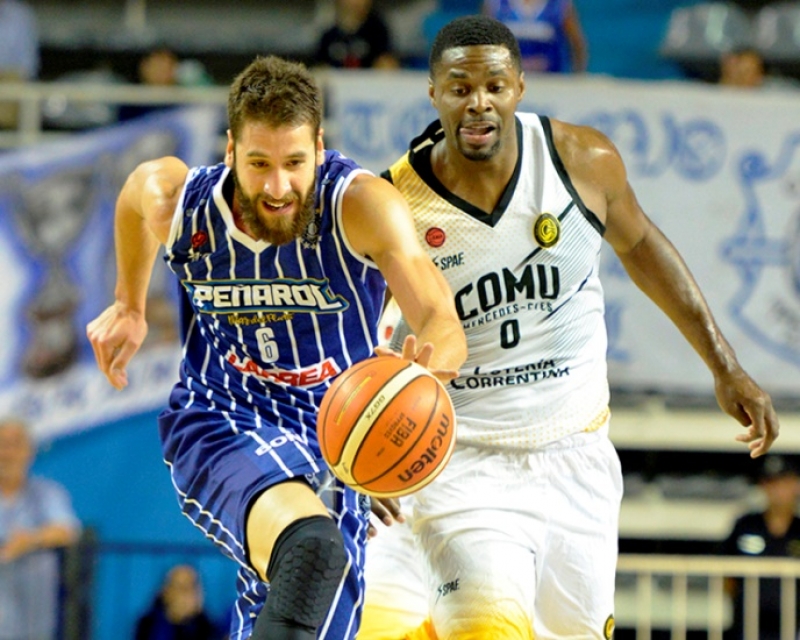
[317,356,456,498]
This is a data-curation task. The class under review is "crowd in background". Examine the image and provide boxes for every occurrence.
[2,1,800,638]
[3,0,798,134]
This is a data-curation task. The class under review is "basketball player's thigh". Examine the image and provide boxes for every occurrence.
[416,511,536,640]
[159,403,324,567]
[360,511,428,640]
[411,446,539,639]
[534,436,622,640]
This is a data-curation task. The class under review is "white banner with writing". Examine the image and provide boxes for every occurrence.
[0,106,223,440]
[325,70,800,396]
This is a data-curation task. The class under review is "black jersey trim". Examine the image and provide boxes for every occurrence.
[540,116,605,237]
[404,118,524,228]
[379,168,393,184]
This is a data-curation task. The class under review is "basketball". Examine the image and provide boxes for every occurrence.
[317,356,456,498]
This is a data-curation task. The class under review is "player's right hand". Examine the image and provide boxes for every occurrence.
[714,367,780,458]
[86,302,148,390]
[374,335,459,384]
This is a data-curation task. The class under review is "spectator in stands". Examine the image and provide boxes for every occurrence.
[118,47,213,122]
[0,416,81,640]
[313,0,400,70]
[0,0,39,129]
[721,455,800,640]
[483,0,588,73]
[134,564,225,640]
[719,47,765,89]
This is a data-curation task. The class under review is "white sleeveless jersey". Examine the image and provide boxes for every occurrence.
[385,113,609,449]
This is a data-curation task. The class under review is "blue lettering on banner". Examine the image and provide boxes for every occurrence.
[577,111,726,182]
[392,102,439,157]
[340,102,386,160]
[674,119,726,181]
[339,98,436,165]
[722,132,800,368]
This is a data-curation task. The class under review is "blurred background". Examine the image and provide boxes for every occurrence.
[2,0,800,639]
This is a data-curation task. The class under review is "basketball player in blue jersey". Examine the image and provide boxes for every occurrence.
[359,15,780,640]
[483,0,587,74]
[86,55,466,640]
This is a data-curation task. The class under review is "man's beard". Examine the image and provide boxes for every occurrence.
[232,171,316,245]
[460,142,501,161]
[458,136,502,162]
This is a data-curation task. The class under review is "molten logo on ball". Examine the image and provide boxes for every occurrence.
[397,413,452,482]
[317,357,456,498]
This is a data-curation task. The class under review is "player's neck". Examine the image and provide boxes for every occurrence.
[230,195,254,238]
[431,139,518,213]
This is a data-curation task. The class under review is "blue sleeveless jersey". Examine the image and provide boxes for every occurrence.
[158,152,383,639]
[486,0,572,73]
[164,152,386,446]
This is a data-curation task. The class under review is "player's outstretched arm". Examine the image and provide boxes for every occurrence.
[341,174,467,379]
[86,156,188,390]
[555,120,779,456]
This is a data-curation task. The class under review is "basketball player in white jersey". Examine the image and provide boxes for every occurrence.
[359,15,780,640]
[86,56,466,640]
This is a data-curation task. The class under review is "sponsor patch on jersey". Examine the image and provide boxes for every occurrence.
[190,230,209,250]
[433,252,464,271]
[184,278,349,315]
[426,227,446,248]
[533,212,560,248]
[227,351,341,387]
[604,614,615,639]
[436,578,460,600]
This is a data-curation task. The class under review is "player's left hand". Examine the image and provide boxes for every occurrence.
[367,497,405,538]
[714,368,779,458]
[375,335,459,383]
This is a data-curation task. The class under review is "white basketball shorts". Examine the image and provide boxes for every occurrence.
[360,424,622,640]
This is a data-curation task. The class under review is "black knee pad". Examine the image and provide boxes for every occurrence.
[252,515,347,639]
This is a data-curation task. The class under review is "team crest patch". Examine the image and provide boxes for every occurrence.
[604,614,615,639]
[191,230,208,250]
[533,212,560,248]
[426,227,446,248]
[301,206,322,249]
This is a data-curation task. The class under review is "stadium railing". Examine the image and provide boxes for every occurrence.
[0,81,228,148]
[59,537,800,640]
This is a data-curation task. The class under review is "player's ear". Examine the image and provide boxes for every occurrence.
[428,79,435,107]
[224,130,234,168]
[316,128,325,166]
[518,71,526,101]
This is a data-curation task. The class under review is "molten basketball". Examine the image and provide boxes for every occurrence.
[318,356,456,498]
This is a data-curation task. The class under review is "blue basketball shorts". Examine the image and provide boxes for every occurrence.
[158,385,371,640]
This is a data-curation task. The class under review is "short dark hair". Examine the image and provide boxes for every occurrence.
[228,55,322,142]
[429,15,522,76]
